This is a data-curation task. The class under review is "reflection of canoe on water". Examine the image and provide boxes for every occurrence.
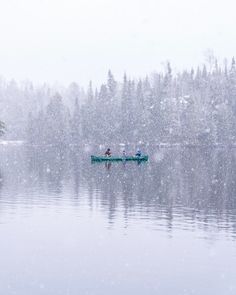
[91,155,148,162]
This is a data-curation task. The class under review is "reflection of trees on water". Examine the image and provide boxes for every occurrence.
[0,168,4,218]
[0,169,3,188]
[0,168,3,194]
[82,148,236,233]
[27,146,69,194]
[70,150,81,198]
[26,146,236,234]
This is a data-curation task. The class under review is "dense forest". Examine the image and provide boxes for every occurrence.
[1,58,236,146]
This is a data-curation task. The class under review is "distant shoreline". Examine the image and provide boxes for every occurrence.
[1,140,236,149]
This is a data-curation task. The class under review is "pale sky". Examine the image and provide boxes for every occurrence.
[0,0,236,87]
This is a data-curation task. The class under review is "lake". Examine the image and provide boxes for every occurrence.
[0,145,236,295]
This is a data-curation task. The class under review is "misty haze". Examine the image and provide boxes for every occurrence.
[0,0,236,294]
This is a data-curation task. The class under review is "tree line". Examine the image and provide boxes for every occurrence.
[1,58,236,146]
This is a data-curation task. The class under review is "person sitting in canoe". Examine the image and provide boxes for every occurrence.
[105,148,111,157]
[135,149,142,157]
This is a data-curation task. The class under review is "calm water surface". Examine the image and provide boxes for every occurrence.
[0,145,236,295]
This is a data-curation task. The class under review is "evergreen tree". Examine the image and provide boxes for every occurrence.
[44,93,70,147]
[0,120,5,137]
[120,74,134,143]
[71,97,81,145]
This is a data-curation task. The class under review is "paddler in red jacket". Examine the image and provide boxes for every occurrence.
[105,148,111,156]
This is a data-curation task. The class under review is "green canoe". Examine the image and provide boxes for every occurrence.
[91,155,148,162]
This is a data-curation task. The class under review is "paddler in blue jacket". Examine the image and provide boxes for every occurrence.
[135,149,141,157]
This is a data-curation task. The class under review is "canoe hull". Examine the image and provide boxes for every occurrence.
[91,155,148,162]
